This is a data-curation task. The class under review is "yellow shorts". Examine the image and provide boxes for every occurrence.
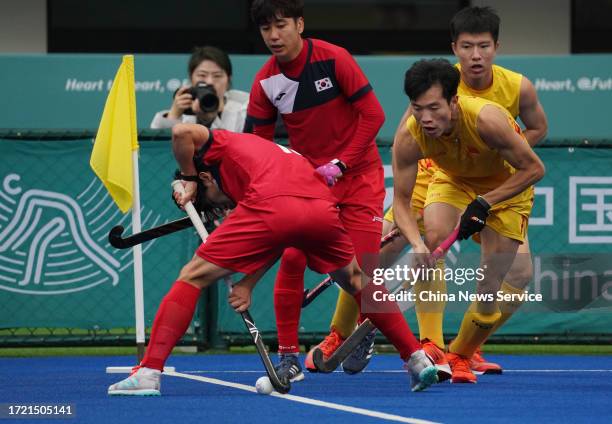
[425,171,533,243]
[384,177,428,234]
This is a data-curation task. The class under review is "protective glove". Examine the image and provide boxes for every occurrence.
[458,196,490,240]
[315,159,346,186]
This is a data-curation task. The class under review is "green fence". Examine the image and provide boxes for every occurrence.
[1,132,611,348]
[0,132,202,346]
[215,144,612,346]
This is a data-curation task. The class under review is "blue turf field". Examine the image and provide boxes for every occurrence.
[1,353,611,423]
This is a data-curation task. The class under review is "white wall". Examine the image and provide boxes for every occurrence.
[0,0,47,53]
[473,0,571,54]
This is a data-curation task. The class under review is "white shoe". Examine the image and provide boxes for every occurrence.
[404,349,438,392]
[108,366,161,396]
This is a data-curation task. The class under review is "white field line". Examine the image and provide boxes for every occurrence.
[165,371,440,424]
[180,369,612,374]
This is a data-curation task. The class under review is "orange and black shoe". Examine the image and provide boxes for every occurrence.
[470,346,503,375]
[446,352,477,384]
[421,339,452,382]
[304,328,345,372]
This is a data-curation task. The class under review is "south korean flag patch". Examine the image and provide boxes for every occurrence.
[314,77,333,93]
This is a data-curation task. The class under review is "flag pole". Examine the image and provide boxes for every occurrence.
[131,148,146,362]
[97,56,176,374]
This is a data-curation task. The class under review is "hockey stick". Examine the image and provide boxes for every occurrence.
[171,181,291,394]
[312,227,460,373]
[301,228,402,307]
[108,217,194,249]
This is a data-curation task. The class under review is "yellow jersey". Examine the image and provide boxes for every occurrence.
[407,95,527,194]
[407,65,522,211]
[456,64,522,119]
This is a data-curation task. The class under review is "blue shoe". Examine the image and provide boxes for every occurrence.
[341,329,377,375]
[275,354,305,383]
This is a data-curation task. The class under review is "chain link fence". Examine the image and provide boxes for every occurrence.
[1,131,611,348]
[0,130,205,347]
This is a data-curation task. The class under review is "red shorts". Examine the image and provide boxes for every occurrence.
[196,196,355,275]
[331,166,385,272]
[332,166,385,235]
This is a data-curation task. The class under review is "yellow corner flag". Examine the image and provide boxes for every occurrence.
[90,55,139,213]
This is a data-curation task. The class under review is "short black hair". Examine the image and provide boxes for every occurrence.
[188,46,232,79]
[250,0,304,26]
[450,6,500,42]
[404,59,460,104]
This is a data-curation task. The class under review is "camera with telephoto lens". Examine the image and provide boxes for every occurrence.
[175,82,219,114]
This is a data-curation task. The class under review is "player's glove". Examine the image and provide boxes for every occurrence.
[315,159,346,186]
[458,196,491,240]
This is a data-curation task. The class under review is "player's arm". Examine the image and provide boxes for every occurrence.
[518,77,548,146]
[391,122,425,251]
[244,75,277,140]
[477,105,545,206]
[245,119,276,141]
[334,48,385,168]
[172,123,210,175]
[171,123,210,204]
[339,91,385,167]
[228,261,278,312]
[316,90,384,186]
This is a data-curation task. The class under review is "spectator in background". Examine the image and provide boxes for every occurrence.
[150,46,248,131]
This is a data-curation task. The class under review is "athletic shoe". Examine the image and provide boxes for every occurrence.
[470,346,503,375]
[404,349,439,392]
[274,354,305,383]
[446,352,477,384]
[305,328,345,372]
[421,339,452,382]
[108,365,161,396]
[341,328,377,375]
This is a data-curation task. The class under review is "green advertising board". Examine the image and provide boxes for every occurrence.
[1,54,612,143]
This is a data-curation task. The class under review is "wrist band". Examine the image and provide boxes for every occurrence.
[331,159,347,172]
[180,174,199,182]
[475,195,491,210]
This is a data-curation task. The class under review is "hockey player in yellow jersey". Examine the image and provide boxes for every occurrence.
[312,6,547,379]
[394,58,544,383]
[452,7,547,145]
[344,6,548,379]
[408,6,548,377]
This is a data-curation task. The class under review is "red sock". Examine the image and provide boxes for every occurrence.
[141,280,201,371]
[353,286,421,361]
[274,248,307,354]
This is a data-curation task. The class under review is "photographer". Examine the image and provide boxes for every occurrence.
[150,46,248,131]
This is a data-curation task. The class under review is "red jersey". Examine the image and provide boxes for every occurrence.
[247,38,382,175]
[198,129,335,206]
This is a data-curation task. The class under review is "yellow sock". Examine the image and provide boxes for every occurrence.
[330,289,360,339]
[450,301,501,358]
[414,259,446,348]
[492,281,526,333]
